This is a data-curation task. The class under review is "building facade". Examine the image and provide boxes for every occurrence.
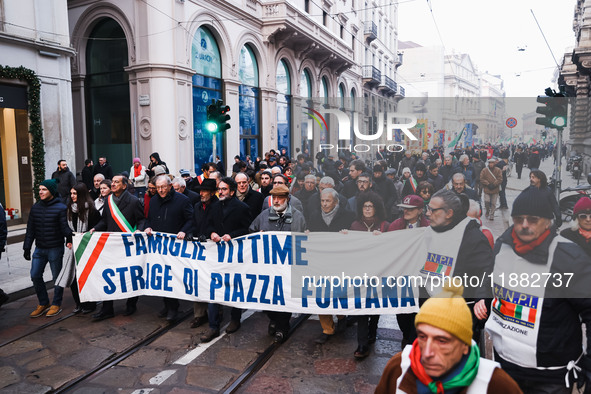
[0,0,76,223]
[67,0,405,176]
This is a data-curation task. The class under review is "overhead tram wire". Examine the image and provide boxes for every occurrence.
[530,9,561,70]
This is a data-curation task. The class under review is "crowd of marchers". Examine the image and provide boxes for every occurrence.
[8,140,591,393]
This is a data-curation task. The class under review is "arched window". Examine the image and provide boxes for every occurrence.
[300,68,312,155]
[320,76,329,145]
[239,45,260,160]
[86,18,130,173]
[276,59,291,157]
[192,26,223,171]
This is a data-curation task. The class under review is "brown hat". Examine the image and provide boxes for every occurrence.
[270,184,290,196]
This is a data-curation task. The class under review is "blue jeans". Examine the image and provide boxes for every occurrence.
[31,246,65,306]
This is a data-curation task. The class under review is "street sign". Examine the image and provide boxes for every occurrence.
[506,117,517,128]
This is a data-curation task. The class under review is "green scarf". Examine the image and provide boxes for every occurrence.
[409,339,480,393]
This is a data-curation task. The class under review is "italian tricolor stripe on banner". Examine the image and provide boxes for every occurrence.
[492,297,536,325]
[75,232,110,292]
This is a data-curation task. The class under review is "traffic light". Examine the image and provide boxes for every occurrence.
[541,130,547,140]
[204,100,231,133]
[218,104,231,133]
[205,101,218,133]
[535,87,567,130]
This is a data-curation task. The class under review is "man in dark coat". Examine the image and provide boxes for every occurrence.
[90,174,145,321]
[235,172,264,218]
[23,179,73,317]
[342,159,366,198]
[189,179,219,328]
[81,159,94,191]
[306,188,355,344]
[143,175,193,322]
[513,146,525,179]
[201,177,252,342]
[51,159,77,202]
[93,156,113,180]
[172,177,200,206]
[426,163,445,192]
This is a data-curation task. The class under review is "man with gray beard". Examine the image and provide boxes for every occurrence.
[249,184,306,343]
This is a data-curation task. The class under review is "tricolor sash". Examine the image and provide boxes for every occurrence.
[108,194,136,232]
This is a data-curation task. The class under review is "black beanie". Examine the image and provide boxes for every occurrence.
[41,179,59,197]
[511,187,554,219]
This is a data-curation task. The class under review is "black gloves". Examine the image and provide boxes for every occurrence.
[23,249,31,261]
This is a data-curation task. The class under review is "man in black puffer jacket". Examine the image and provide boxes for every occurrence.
[23,179,73,318]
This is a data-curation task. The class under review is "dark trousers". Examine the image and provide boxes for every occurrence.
[499,182,508,207]
[396,313,417,343]
[516,163,523,179]
[208,304,242,330]
[513,378,571,394]
[163,297,179,312]
[357,315,379,347]
[70,280,96,311]
[100,297,138,314]
[266,311,291,334]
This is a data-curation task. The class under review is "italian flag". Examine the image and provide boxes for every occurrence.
[74,232,110,292]
[492,297,536,325]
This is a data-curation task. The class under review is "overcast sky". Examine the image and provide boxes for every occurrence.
[397,0,577,97]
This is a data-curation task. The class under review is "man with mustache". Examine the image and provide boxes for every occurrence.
[376,285,520,393]
[474,187,591,393]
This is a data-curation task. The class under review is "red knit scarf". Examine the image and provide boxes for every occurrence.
[511,228,551,255]
[134,164,141,178]
[579,228,591,241]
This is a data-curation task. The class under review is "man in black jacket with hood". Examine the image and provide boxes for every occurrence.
[143,174,193,322]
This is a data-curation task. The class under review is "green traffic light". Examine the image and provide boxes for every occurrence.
[552,116,566,128]
[205,120,218,132]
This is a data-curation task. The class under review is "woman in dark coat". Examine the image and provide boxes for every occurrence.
[57,183,101,313]
[348,192,388,359]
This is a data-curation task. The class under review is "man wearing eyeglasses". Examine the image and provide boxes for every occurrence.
[477,187,591,393]
[417,189,494,344]
[202,177,251,342]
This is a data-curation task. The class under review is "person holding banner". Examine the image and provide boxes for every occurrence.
[347,191,389,359]
[190,178,219,329]
[249,184,307,343]
[308,188,355,344]
[143,175,194,322]
[90,174,145,321]
[58,183,101,314]
[425,189,494,344]
[375,285,521,394]
[24,179,73,318]
[201,177,252,342]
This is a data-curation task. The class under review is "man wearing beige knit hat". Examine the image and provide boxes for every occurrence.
[376,285,521,393]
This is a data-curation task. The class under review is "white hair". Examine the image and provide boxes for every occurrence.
[172,177,186,188]
[319,176,335,186]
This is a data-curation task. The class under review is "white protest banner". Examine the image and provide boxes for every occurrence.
[73,228,458,315]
